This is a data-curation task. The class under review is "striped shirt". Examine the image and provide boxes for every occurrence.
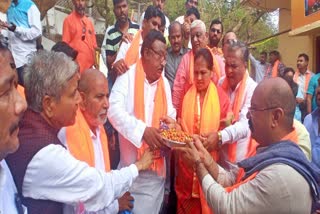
[101,19,139,63]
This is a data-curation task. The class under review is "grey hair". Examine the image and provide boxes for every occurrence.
[24,50,79,112]
[190,19,206,32]
[227,40,249,63]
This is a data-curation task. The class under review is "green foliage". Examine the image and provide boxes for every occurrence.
[93,0,278,52]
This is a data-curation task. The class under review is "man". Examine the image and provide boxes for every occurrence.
[0,45,27,214]
[295,53,313,96]
[172,20,224,116]
[265,50,286,78]
[282,67,304,122]
[108,30,177,214]
[180,7,200,49]
[307,73,320,114]
[205,41,257,169]
[139,0,170,36]
[5,50,154,214]
[221,31,237,56]
[62,0,97,73]
[181,77,320,213]
[249,51,270,83]
[101,0,139,88]
[208,19,223,56]
[304,85,320,168]
[175,0,198,24]
[294,53,313,120]
[100,0,140,168]
[165,21,188,89]
[112,5,163,75]
[0,0,41,86]
[58,69,134,213]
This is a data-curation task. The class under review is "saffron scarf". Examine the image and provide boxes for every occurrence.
[124,30,142,67]
[271,60,280,77]
[221,72,248,162]
[180,82,220,214]
[66,110,111,171]
[134,59,167,177]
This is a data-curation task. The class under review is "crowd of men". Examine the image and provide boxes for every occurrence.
[1,0,320,213]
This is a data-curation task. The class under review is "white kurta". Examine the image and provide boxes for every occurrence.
[218,74,257,166]
[108,64,176,214]
[58,127,119,214]
[22,144,138,213]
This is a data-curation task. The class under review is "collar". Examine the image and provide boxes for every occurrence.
[298,69,311,76]
[168,47,186,56]
[114,19,135,31]
[89,127,100,139]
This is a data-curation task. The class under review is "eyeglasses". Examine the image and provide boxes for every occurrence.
[248,106,278,116]
[81,19,86,41]
[149,46,166,62]
[210,28,221,34]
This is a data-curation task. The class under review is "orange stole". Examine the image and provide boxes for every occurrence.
[134,59,167,177]
[210,47,223,57]
[271,60,280,77]
[178,82,220,214]
[225,129,298,192]
[293,70,312,97]
[66,110,111,171]
[207,46,221,81]
[124,30,142,67]
[221,72,249,163]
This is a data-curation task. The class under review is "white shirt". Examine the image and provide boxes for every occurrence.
[22,144,138,213]
[218,74,257,164]
[7,4,41,68]
[58,127,118,214]
[296,70,314,97]
[0,160,27,214]
[139,11,170,37]
[108,64,176,214]
[175,15,184,24]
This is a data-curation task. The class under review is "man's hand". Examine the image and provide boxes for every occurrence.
[112,59,129,76]
[122,33,134,44]
[143,127,164,150]
[160,116,181,130]
[296,97,304,104]
[135,148,155,171]
[200,132,219,152]
[118,192,134,212]
[193,136,214,168]
[0,20,15,32]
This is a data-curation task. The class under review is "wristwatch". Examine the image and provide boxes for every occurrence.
[217,131,223,148]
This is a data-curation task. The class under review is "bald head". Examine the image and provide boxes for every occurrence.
[255,77,295,126]
[79,69,107,93]
[78,69,109,132]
